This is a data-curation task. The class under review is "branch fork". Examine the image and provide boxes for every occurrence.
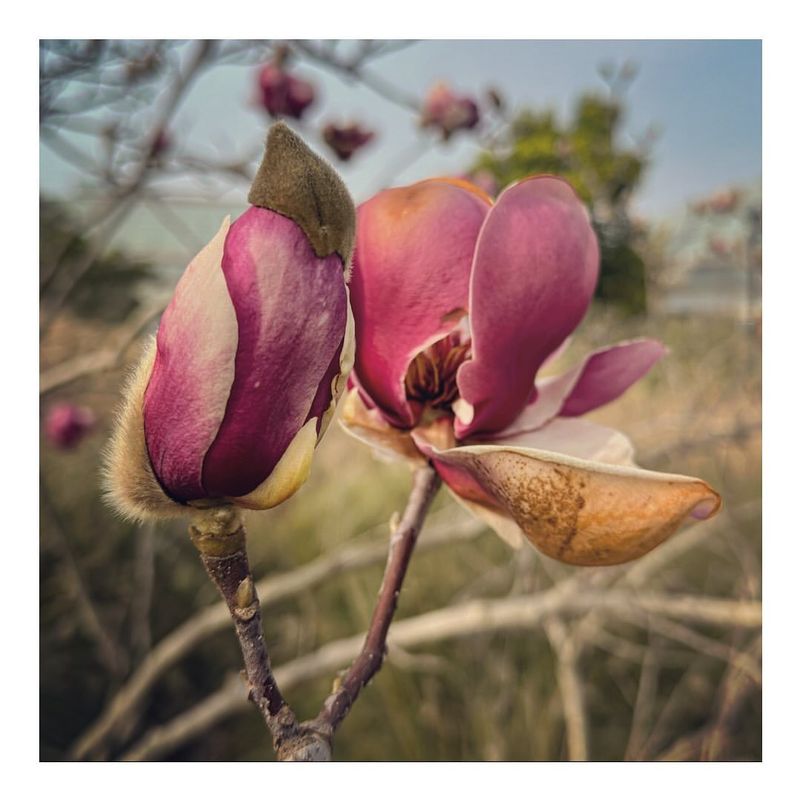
[188,465,441,761]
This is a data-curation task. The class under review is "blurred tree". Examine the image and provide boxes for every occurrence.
[40,199,157,324]
[473,74,651,315]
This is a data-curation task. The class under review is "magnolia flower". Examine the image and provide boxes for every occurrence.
[258,61,315,119]
[343,176,720,565]
[105,123,355,521]
[45,403,95,450]
[421,82,480,140]
[323,122,375,162]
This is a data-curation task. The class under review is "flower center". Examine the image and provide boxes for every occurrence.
[404,333,470,413]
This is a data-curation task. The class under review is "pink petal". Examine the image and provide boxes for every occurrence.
[560,339,666,417]
[497,339,666,439]
[201,207,347,498]
[143,218,238,502]
[455,177,599,439]
[339,388,427,465]
[495,417,637,465]
[429,438,721,566]
[350,179,490,428]
[411,422,501,515]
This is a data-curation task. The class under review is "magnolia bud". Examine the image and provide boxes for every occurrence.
[420,82,480,140]
[45,403,95,450]
[322,122,375,162]
[105,123,355,521]
[258,61,315,119]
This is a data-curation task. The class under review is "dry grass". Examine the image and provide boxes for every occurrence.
[40,308,761,761]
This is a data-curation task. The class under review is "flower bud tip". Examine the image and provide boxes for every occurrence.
[248,122,355,268]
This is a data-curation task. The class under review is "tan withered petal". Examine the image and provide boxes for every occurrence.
[339,389,426,465]
[431,443,721,566]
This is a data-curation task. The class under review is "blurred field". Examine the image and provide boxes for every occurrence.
[40,306,761,761]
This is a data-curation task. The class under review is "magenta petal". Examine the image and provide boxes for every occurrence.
[350,180,490,428]
[455,177,599,439]
[304,337,345,434]
[560,339,666,417]
[411,427,503,512]
[144,218,238,502]
[497,339,666,438]
[201,207,347,497]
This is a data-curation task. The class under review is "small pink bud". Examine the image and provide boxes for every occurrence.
[151,129,171,158]
[707,188,741,214]
[45,403,95,450]
[322,122,375,161]
[258,62,316,119]
[421,82,480,140]
[708,236,734,257]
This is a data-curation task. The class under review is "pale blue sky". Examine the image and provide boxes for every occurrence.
[41,39,761,218]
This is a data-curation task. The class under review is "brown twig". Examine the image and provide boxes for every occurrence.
[290,40,421,113]
[40,40,212,331]
[70,512,481,761]
[544,617,589,761]
[41,480,128,679]
[624,637,661,760]
[129,521,156,663]
[654,636,762,761]
[186,480,452,763]
[82,504,757,760]
[120,586,760,761]
[312,465,441,743]
[40,299,167,395]
[187,506,301,755]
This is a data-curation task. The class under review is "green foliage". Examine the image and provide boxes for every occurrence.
[40,199,157,323]
[474,92,649,315]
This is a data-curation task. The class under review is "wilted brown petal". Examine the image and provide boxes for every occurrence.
[431,439,721,566]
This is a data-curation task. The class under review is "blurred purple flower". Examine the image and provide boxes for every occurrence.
[342,176,720,565]
[45,403,95,450]
[258,60,315,119]
[323,122,375,161]
[151,129,171,158]
[420,82,480,140]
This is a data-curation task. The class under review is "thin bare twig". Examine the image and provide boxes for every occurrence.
[645,614,761,683]
[129,522,156,663]
[41,481,128,679]
[654,636,762,761]
[121,588,761,760]
[40,40,212,330]
[40,196,137,331]
[40,299,167,395]
[194,466,443,762]
[290,40,421,113]
[187,508,301,757]
[544,617,589,761]
[314,465,442,739]
[624,638,661,760]
[70,513,482,761]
